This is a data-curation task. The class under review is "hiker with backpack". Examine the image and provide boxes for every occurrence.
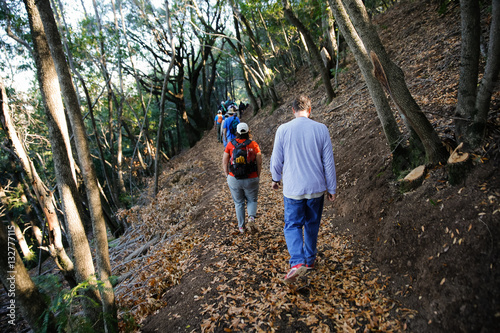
[214,110,223,143]
[220,113,229,146]
[222,123,262,234]
[270,95,337,284]
[222,107,240,147]
[218,101,227,115]
[239,101,246,114]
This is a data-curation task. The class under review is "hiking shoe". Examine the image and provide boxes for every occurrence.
[238,226,245,234]
[284,264,307,284]
[247,216,259,234]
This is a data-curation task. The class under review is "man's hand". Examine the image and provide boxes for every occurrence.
[327,193,336,202]
[271,180,281,190]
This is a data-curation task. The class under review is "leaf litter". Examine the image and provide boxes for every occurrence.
[110,126,416,332]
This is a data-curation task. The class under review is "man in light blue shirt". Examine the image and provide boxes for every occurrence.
[270,95,337,283]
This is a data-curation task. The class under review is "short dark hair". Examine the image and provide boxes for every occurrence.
[292,95,311,112]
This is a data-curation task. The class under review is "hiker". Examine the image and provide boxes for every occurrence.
[239,101,246,114]
[222,107,240,147]
[222,123,262,234]
[270,95,337,284]
[218,101,227,115]
[214,110,223,143]
[220,113,228,146]
[236,105,241,119]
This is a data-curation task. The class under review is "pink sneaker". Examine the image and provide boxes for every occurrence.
[284,264,307,283]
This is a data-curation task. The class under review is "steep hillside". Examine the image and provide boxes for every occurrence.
[109,1,500,332]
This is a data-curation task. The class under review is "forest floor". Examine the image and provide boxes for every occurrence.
[113,2,500,332]
[2,1,499,333]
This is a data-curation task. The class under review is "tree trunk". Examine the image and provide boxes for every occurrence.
[282,0,336,104]
[18,180,44,247]
[342,0,448,165]
[0,78,75,277]
[110,0,127,194]
[35,0,117,331]
[0,222,56,332]
[231,11,259,114]
[454,0,481,147]
[0,184,32,259]
[447,143,472,185]
[186,38,216,130]
[205,50,223,119]
[173,47,200,147]
[322,4,337,73]
[327,0,408,173]
[399,165,426,192]
[24,0,103,328]
[11,221,32,259]
[472,0,500,148]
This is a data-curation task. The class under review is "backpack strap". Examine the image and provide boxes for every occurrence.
[233,139,251,149]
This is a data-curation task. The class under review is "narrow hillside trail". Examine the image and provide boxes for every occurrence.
[132,126,415,333]
[112,2,500,332]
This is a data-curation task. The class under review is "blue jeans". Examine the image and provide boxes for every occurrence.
[227,176,259,228]
[283,195,324,267]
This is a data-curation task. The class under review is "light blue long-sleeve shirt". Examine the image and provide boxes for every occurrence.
[270,117,337,198]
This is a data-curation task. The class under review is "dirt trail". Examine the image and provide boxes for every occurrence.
[126,3,500,332]
[138,124,415,332]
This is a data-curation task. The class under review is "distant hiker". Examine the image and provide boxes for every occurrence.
[222,123,262,234]
[239,101,246,114]
[224,99,233,112]
[214,110,223,143]
[220,113,229,146]
[236,105,241,119]
[270,95,337,284]
[222,107,240,147]
[219,101,227,115]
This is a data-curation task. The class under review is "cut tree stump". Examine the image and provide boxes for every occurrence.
[447,143,472,185]
[399,165,426,192]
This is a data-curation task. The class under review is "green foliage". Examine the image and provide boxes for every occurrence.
[34,275,102,333]
[119,192,132,208]
[109,275,119,287]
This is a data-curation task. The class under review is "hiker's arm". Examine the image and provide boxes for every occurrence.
[256,152,262,177]
[222,152,230,176]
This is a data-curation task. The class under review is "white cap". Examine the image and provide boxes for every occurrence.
[237,122,249,134]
